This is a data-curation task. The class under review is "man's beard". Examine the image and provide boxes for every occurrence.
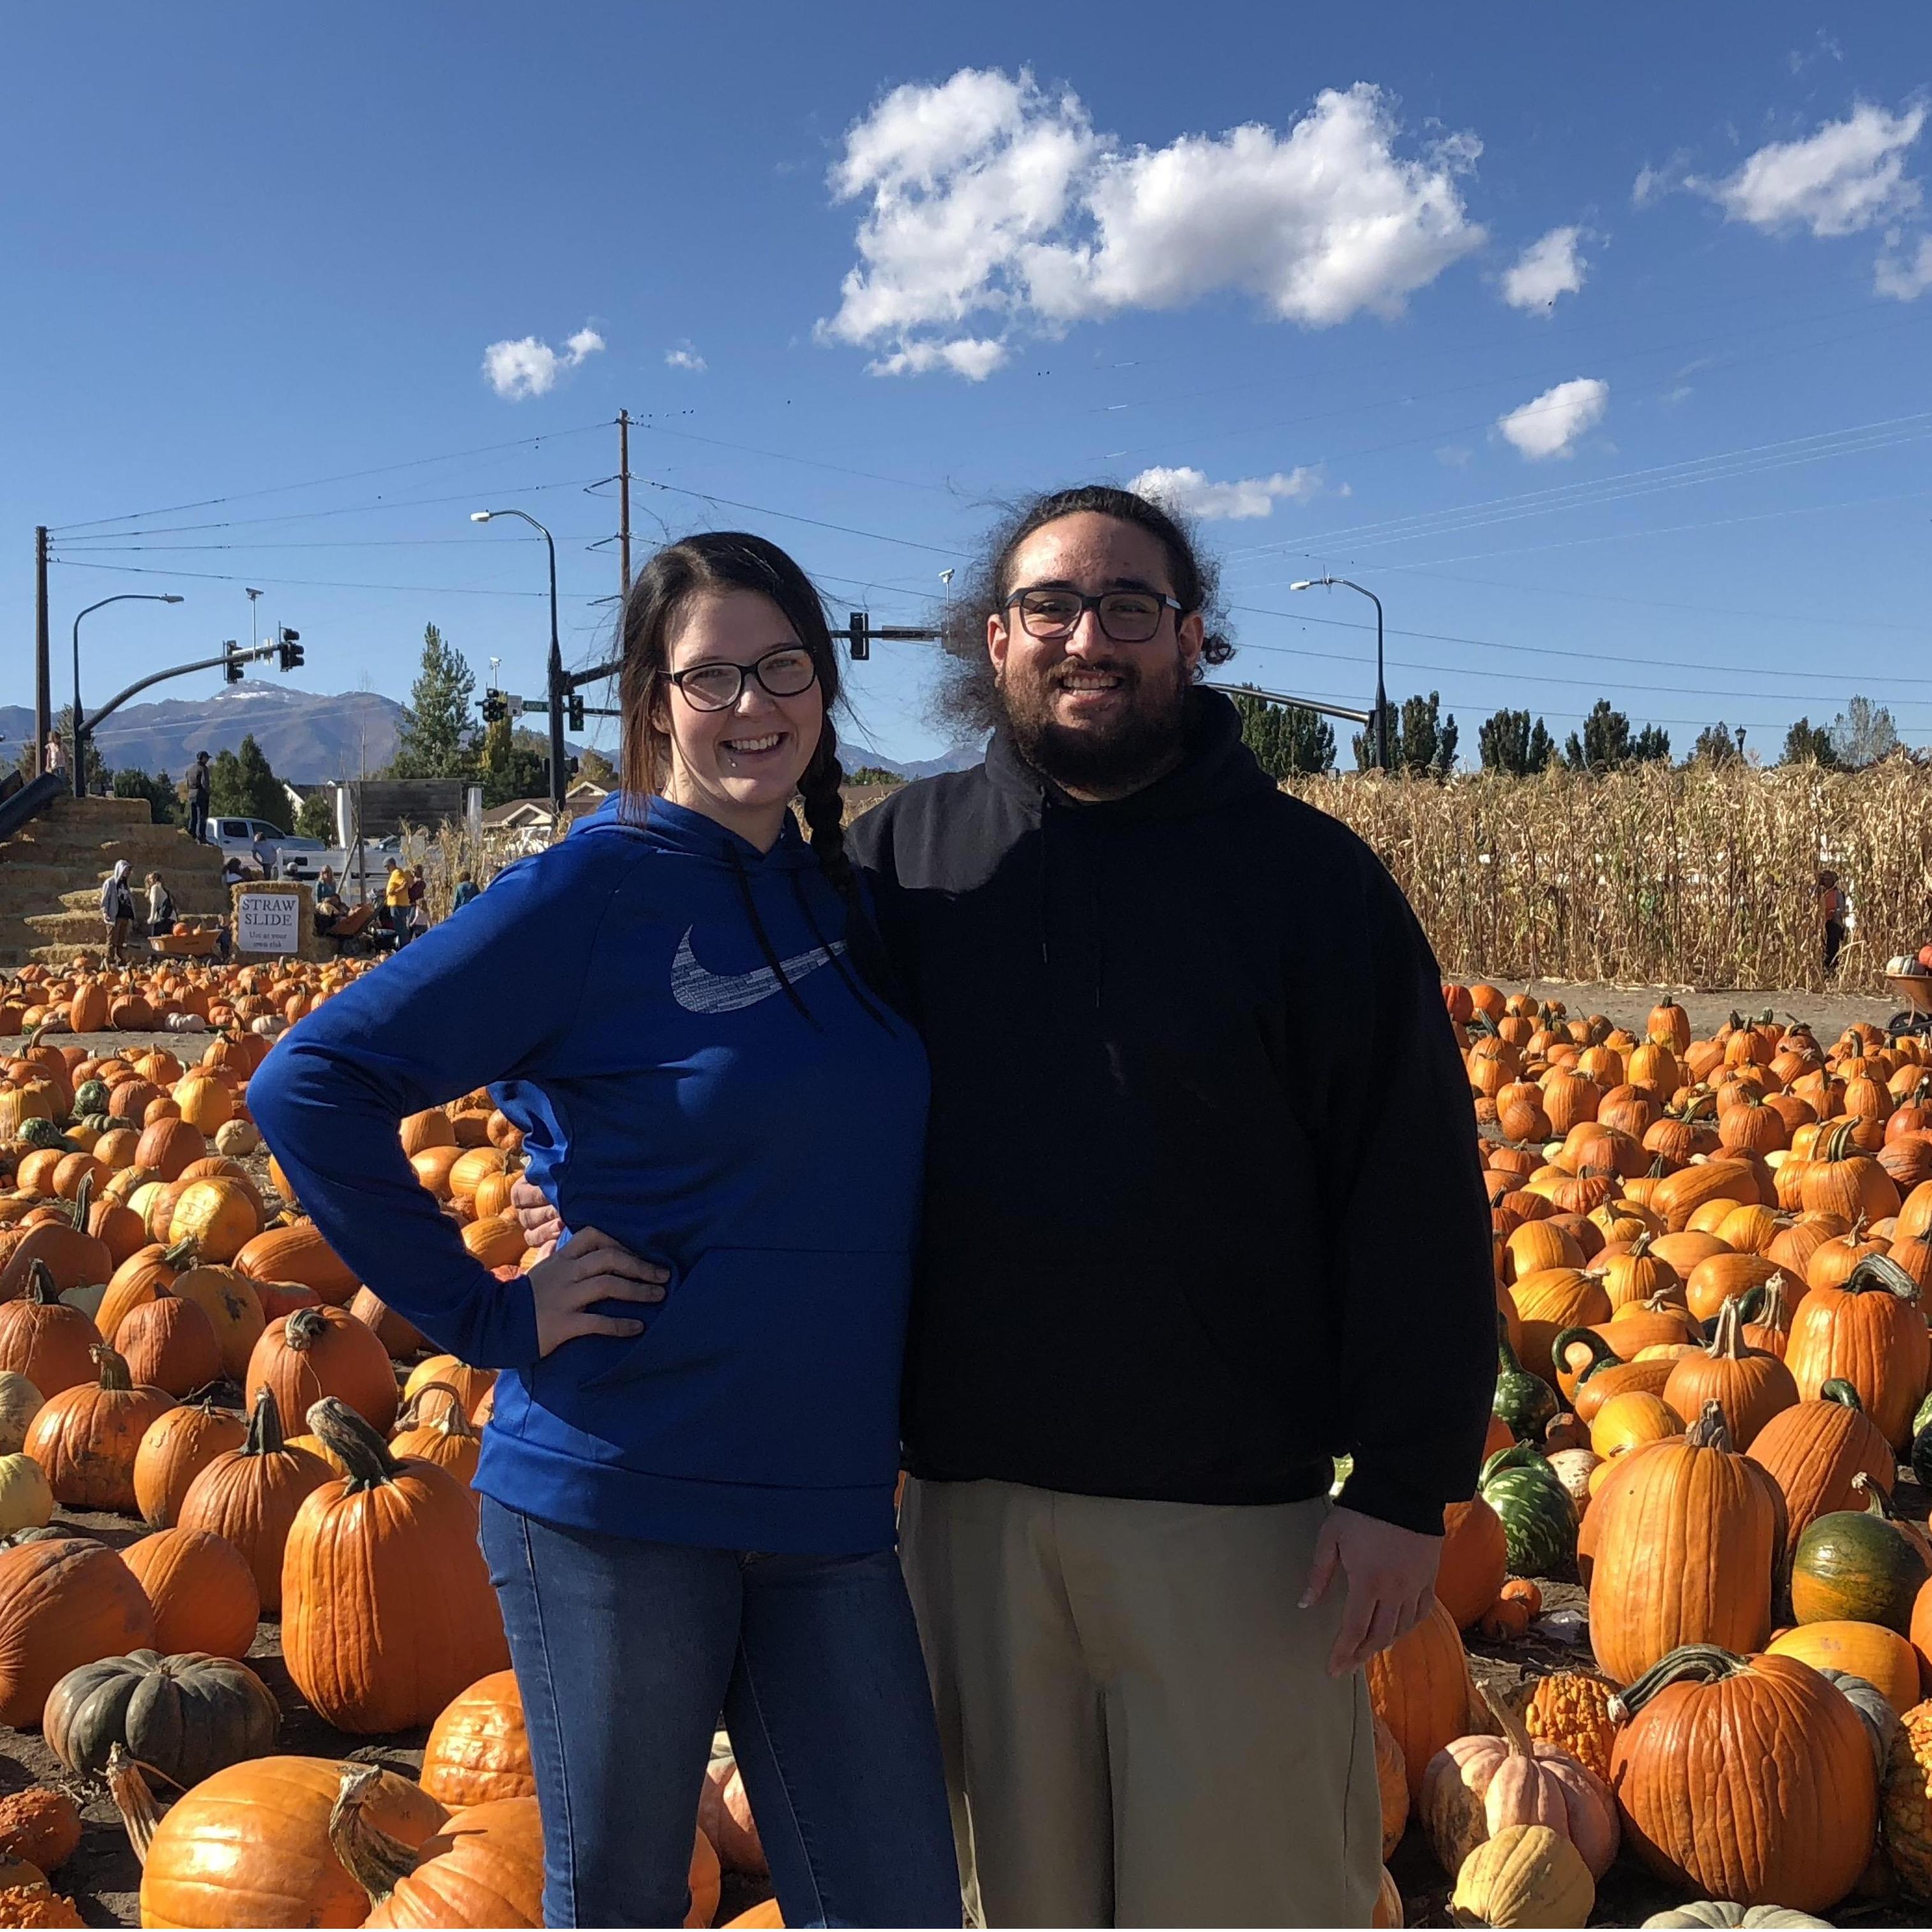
[997,651,1191,796]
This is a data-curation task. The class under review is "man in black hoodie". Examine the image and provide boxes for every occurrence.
[842,486,1494,1926]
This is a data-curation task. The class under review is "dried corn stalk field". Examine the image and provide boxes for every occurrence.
[1283,760,1932,993]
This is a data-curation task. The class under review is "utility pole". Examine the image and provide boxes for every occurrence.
[33,527,49,765]
[617,409,632,598]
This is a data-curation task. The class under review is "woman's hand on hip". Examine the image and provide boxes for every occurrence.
[510,1176,565,1258]
[525,1227,670,1357]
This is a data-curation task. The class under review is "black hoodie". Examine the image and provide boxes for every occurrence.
[845,689,1494,1535]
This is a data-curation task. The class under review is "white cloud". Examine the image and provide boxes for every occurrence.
[1497,377,1609,460]
[481,324,605,400]
[1692,101,1926,237]
[664,345,708,372]
[821,71,1485,377]
[1502,225,1589,312]
[866,337,1009,380]
[1876,230,1932,299]
[1129,464,1329,520]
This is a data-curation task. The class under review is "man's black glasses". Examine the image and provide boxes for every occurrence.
[1006,587,1183,644]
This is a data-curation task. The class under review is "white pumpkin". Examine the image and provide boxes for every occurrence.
[0,1453,53,1534]
[0,1373,43,1457]
[215,1120,261,1156]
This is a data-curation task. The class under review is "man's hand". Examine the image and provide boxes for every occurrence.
[524,1227,670,1357]
[511,1176,566,1260]
[1301,1506,1444,1677]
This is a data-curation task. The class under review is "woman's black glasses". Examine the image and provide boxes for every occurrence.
[668,646,819,713]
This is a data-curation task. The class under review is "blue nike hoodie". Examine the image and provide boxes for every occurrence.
[246,795,930,1555]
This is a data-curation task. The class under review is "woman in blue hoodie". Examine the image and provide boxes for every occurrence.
[248,534,957,1929]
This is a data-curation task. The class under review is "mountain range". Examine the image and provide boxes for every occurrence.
[0,681,982,785]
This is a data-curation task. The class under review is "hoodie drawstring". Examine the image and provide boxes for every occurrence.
[788,872,893,1034]
[725,846,819,1030]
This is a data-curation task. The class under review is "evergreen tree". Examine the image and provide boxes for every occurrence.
[1564,700,1634,772]
[1829,695,1901,769]
[1689,722,1744,766]
[1232,690,1336,778]
[576,746,617,790]
[1477,708,1555,776]
[1632,724,1673,764]
[847,766,906,787]
[110,767,178,825]
[1355,692,1454,775]
[1781,717,1839,767]
[479,714,551,806]
[390,622,479,779]
[294,790,336,839]
[208,734,289,824]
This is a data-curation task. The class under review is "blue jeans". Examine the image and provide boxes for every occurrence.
[479,1498,960,1929]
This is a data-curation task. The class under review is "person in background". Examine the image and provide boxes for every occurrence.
[313,868,346,937]
[100,860,135,965]
[408,863,428,920]
[145,871,176,936]
[44,730,68,780]
[384,861,412,946]
[186,751,211,843]
[1819,869,1848,976]
[451,870,481,912]
[408,894,431,940]
[221,854,247,891]
[250,831,273,880]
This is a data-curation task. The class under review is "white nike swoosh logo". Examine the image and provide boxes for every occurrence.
[670,927,847,1014]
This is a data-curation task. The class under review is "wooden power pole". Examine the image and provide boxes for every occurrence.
[33,526,49,762]
[617,409,631,599]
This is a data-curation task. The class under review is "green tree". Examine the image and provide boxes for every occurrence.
[479,714,550,807]
[576,745,617,790]
[208,734,288,825]
[1829,695,1901,769]
[1564,700,1669,772]
[1232,690,1336,778]
[110,767,178,824]
[1781,717,1839,767]
[1355,692,1455,775]
[389,622,479,779]
[1477,708,1556,776]
[1689,722,1745,766]
[294,789,336,839]
[847,765,907,787]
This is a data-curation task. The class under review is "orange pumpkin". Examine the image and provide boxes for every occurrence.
[133,1392,249,1530]
[22,1345,176,1513]
[0,1537,156,1728]
[1366,1595,1468,1804]
[1785,1253,1929,1449]
[247,1306,398,1438]
[121,1527,260,1660]
[0,1261,103,1398]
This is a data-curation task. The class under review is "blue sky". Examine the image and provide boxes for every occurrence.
[6,1,1931,767]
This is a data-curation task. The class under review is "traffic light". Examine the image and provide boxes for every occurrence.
[481,690,508,725]
[276,626,303,672]
[847,610,871,661]
[223,641,243,684]
[567,692,585,733]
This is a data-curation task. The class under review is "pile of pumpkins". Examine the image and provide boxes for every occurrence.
[0,1024,787,1928]
[1354,986,1932,1927]
[0,955,372,1041]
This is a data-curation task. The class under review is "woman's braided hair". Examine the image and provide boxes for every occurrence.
[616,531,902,1013]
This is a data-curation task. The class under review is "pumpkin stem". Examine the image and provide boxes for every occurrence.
[1819,1377,1866,1412]
[1685,1399,1736,1454]
[183,1377,244,1412]
[398,1380,478,1442]
[103,1746,158,1867]
[1550,1325,1615,1383]
[22,1260,60,1308]
[1844,1253,1921,1304]
[328,1765,420,1906]
[240,1384,287,1457]
[1607,1643,1749,1724]
[1853,1470,1903,1522]
[285,1306,327,1352]
[307,1397,404,1491]
[161,1237,200,1271]
[1475,1682,1538,1758]
[89,1343,132,1393]
[66,1171,94,1234]
[1703,1299,1748,1362]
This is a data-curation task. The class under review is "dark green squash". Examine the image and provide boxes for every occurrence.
[1789,1474,1929,1634]
[73,1080,110,1119]
[1479,1444,1580,1578]
[1495,1315,1558,1444]
[43,1649,278,1786]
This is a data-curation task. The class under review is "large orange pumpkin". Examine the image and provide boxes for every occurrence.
[246,1306,398,1438]
[133,1392,248,1530]
[1745,1378,1895,1558]
[0,1537,156,1728]
[1786,1253,1929,1449]
[233,1221,359,1306]
[116,1290,223,1398]
[1366,1594,1468,1805]
[121,1527,260,1660]
[388,1382,483,1496]
[1608,1644,1875,1911]
[1587,1401,1781,1685]
[0,1260,103,1398]
[280,1400,509,1733]
[1659,1299,1798,1450]
[166,1179,259,1265]
[22,1345,176,1513]
[419,1671,534,1811]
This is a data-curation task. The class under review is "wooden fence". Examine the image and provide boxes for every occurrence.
[1281,760,1932,993]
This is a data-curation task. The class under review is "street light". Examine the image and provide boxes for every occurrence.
[471,509,564,820]
[71,593,186,798]
[1290,575,1389,771]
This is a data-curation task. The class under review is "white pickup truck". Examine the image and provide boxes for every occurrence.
[201,815,391,890]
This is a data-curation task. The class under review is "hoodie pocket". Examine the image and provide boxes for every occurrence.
[524,1246,910,1490]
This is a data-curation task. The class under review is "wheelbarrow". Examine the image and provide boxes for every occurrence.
[1887,970,1932,1039]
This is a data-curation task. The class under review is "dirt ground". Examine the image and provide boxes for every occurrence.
[3,986,1928,1926]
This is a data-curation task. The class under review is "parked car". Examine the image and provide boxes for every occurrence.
[201,815,290,868]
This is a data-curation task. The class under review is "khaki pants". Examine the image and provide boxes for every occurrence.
[900,1479,1380,1929]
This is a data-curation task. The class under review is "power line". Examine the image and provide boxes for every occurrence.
[47,559,601,600]
[47,421,610,534]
